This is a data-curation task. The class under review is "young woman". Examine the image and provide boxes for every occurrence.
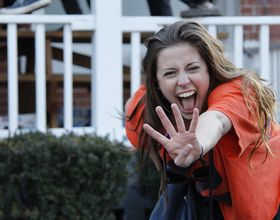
[125,21,280,219]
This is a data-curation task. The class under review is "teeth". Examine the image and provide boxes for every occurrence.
[178,91,195,98]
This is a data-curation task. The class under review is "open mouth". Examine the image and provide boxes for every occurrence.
[177,91,196,112]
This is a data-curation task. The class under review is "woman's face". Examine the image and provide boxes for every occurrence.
[156,42,210,121]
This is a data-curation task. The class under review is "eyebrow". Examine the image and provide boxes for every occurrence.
[187,62,199,67]
[161,67,175,72]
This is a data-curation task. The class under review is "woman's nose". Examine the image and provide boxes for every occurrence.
[177,74,190,86]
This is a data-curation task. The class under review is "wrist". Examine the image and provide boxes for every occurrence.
[196,145,208,165]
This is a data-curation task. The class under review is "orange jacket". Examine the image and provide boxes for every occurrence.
[125,79,280,219]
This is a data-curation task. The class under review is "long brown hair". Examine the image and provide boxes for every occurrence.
[127,21,278,203]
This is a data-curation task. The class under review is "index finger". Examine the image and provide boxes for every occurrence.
[155,106,177,137]
[143,123,169,146]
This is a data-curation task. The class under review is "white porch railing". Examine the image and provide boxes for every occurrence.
[1,15,96,140]
[1,12,280,142]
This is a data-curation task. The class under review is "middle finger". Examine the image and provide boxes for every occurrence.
[171,103,186,133]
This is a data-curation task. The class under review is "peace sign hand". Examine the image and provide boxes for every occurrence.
[143,103,202,168]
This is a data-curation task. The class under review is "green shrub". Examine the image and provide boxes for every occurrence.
[0,131,132,220]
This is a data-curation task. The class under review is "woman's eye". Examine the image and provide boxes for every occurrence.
[188,66,199,71]
[163,72,175,77]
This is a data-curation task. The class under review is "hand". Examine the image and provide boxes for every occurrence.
[143,103,202,168]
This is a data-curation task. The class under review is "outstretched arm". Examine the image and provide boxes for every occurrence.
[196,109,232,157]
[143,103,232,168]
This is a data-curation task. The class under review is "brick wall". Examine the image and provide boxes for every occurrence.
[0,60,7,75]
[0,85,7,115]
[0,0,7,119]
[56,86,91,109]
[241,0,280,44]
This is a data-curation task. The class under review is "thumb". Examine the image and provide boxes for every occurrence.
[174,144,193,168]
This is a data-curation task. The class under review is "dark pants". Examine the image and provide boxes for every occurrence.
[147,0,210,16]
[3,0,16,7]
[180,0,209,5]
[274,204,280,220]
[149,182,224,220]
[149,182,280,220]
[147,0,172,16]
[60,0,91,14]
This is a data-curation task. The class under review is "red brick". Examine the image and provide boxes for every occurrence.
[270,25,280,31]
[249,33,259,40]
[0,60,7,74]
[257,6,277,15]
[255,6,266,15]
[241,7,253,14]
[0,109,7,116]
[57,88,63,94]
[271,6,280,14]
[0,84,7,115]
[0,86,7,92]
[243,25,254,31]
[247,0,260,5]
[270,38,279,44]
[74,93,90,98]
[74,100,91,108]
[244,25,258,32]
[0,92,7,98]
[272,0,280,3]
[270,32,280,43]
[73,87,88,94]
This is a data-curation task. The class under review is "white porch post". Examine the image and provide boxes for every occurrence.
[7,23,18,135]
[233,25,243,68]
[35,24,47,132]
[92,0,123,141]
[207,25,217,39]
[63,24,73,130]
[259,25,270,83]
[130,32,141,96]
